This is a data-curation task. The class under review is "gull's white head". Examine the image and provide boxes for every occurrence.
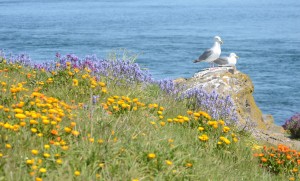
[229,53,239,59]
[214,36,223,44]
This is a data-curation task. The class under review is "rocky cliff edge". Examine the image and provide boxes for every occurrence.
[175,67,300,149]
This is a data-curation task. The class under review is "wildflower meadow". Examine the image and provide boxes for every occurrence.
[0,51,296,180]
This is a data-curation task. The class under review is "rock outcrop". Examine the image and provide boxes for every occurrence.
[176,67,300,149]
[176,67,271,129]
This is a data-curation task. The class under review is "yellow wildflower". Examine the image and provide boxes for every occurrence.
[185,163,193,167]
[31,149,39,155]
[213,123,218,129]
[35,178,43,181]
[168,139,174,143]
[223,126,230,133]
[48,109,58,114]
[26,159,34,165]
[220,136,231,145]
[165,160,173,165]
[252,144,263,150]
[187,110,193,115]
[39,168,47,173]
[72,79,78,86]
[98,139,104,144]
[70,122,76,127]
[13,108,23,113]
[74,171,81,176]
[99,163,105,168]
[31,128,37,133]
[292,168,298,173]
[198,134,209,141]
[15,113,26,119]
[99,82,106,87]
[42,119,50,124]
[218,120,225,125]
[64,127,72,133]
[101,87,107,93]
[56,159,63,164]
[193,112,200,117]
[207,121,214,126]
[32,165,38,170]
[199,111,211,119]
[183,116,189,122]
[72,130,80,136]
[198,127,205,131]
[148,153,156,159]
[150,121,156,125]
[61,146,69,151]
[43,153,51,158]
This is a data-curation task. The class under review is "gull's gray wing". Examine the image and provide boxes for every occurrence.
[193,49,213,63]
[214,57,229,65]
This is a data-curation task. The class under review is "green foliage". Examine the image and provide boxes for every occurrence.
[0,62,287,181]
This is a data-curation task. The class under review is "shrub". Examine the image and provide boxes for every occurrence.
[254,144,300,180]
[282,113,300,138]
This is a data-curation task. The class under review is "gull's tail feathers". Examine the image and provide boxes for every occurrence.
[193,59,201,63]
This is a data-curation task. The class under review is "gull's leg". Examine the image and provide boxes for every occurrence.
[205,63,211,71]
[210,62,218,70]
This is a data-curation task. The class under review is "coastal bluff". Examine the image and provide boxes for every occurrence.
[175,67,300,149]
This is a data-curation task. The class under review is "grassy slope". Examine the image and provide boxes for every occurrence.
[0,62,284,181]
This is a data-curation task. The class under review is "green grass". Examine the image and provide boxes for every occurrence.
[0,62,287,181]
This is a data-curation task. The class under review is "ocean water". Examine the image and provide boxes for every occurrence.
[1,0,300,125]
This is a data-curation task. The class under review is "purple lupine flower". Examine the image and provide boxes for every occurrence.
[92,95,100,105]
[181,87,238,125]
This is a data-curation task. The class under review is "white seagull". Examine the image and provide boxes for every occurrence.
[193,36,223,68]
[214,53,239,66]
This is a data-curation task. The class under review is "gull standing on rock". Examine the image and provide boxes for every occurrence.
[214,53,239,66]
[193,36,223,68]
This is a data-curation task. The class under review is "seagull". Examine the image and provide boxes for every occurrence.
[193,36,223,68]
[214,53,239,66]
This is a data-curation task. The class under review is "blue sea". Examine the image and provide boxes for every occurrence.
[1,0,300,125]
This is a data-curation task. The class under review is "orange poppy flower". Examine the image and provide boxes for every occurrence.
[261,157,267,162]
[51,129,58,135]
